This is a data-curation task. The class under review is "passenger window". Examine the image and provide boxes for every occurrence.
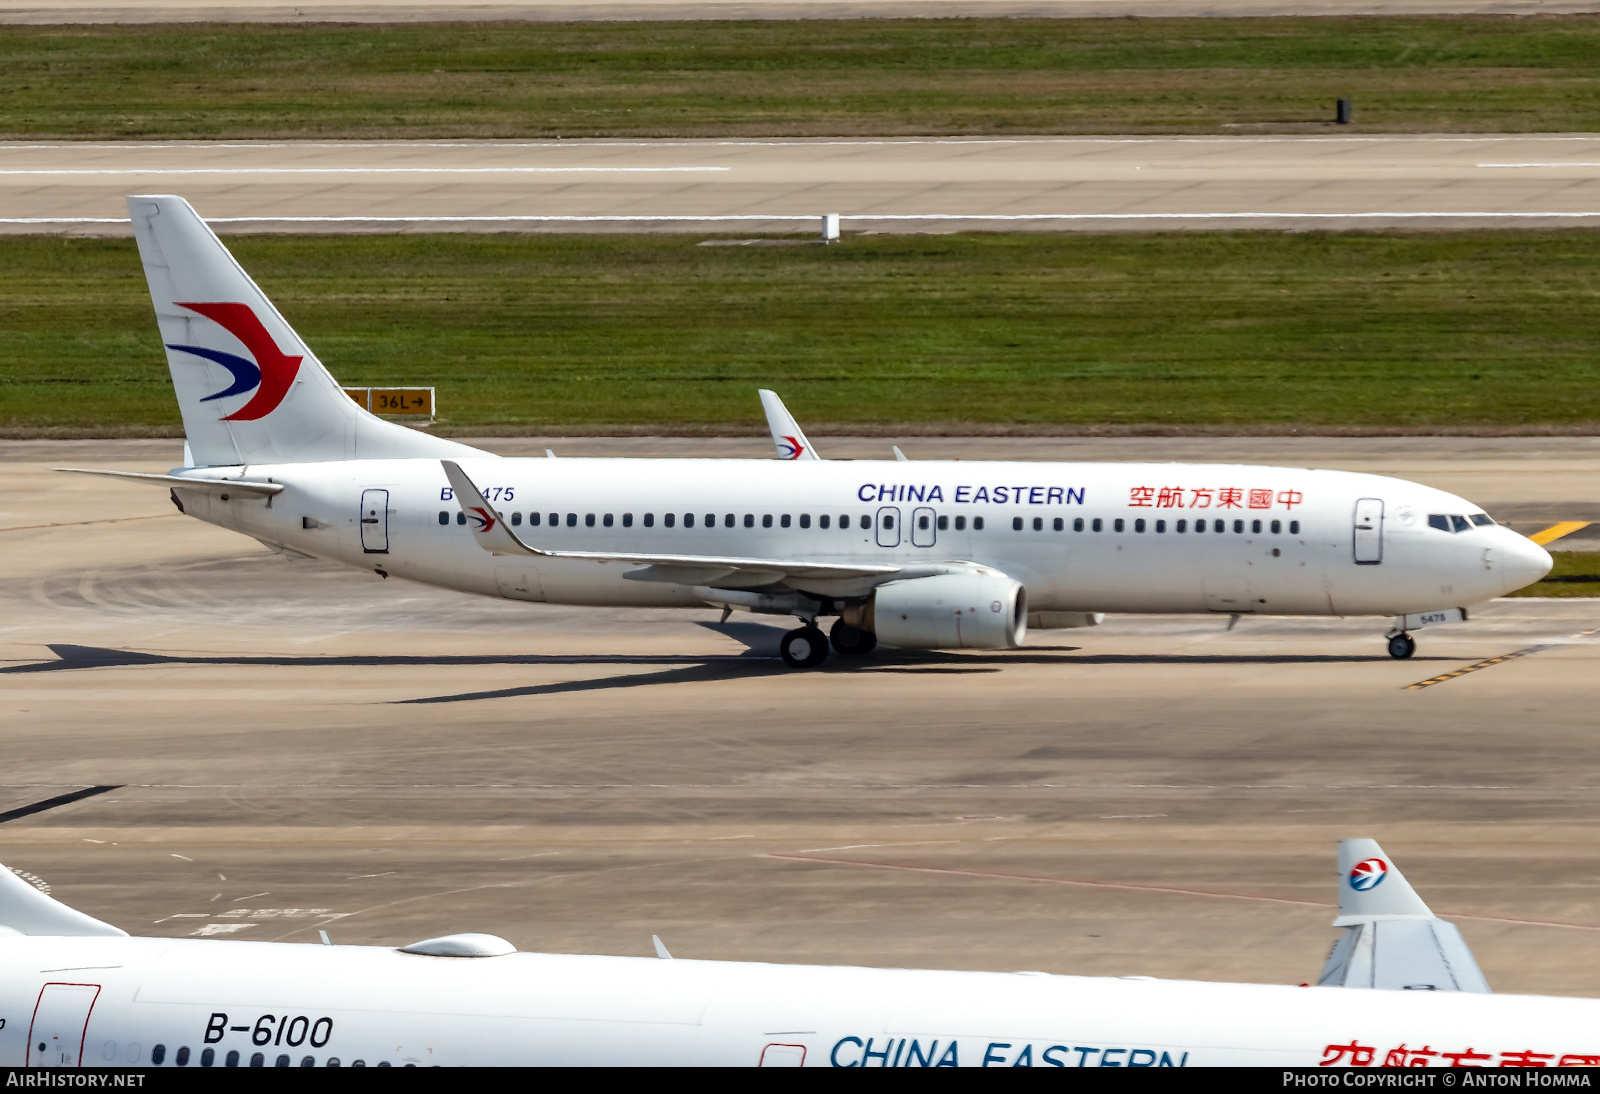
[859,515,871,530]
[1013,517,1023,531]
[301,1057,314,1067]
[725,514,735,528]
[566,513,577,527]
[1270,520,1281,534]
[530,512,541,527]
[1251,519,1261,534]
[585,514,595,527]
[883,514,894,529]
[705,513,715,527]
[744,514,754,528]
[1214,519,1225,533]
[1289,520,1300,534]
[512,512,523,526]
[623,513,633,527]
[456,512,466,525]
[1233,520,1244,533]
[685,513,695,528]
[801,514,811,529]
[603,514,614,527]
[352,1060,365,1067]
[1195,519,1206,533]
[664,513,674,527]
[1074,517,1084,532]
[327,1058,340,1068]
[1471,513,1495,526]
[1451,514,1472,533]
[276,1055,290,1067]
[974,517,985,531]
[153,1045,167,1065]
[438,511,449,525]
[1053,517,1063,531]
[226,1051,239,1067]
[1155,519,1165,533]
[1134,518,1145,533]
[938,515,949,531]
[955,515,967,530]
[821,515,831,529]
[782,514,792,528]
[1033,517,1044,531]
[1114,518,1125,532]
[548,513,557,527]
[919,515,930,531]
[1177,519,1187,532]
[251,1053,264,1067]
[1428,514,1451,532]
[1092,518,1103,532]
[763,514,773,528]
[201,1049,215,1067]
[644,513,654,527]
[177,1047,191,1066]
[843,515,853,529]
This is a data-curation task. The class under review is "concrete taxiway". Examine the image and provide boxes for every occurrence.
[3,436,1599,994]
[8,135,1600,235]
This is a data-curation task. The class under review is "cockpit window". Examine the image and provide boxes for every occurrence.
[1428,514,1451,532]
[1429,513,1481,533]
[1470,513,1495,526]
[1451,515,1472,533]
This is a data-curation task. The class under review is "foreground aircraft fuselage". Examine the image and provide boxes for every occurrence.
[3,841,1597,1069]
[75,194,1552,668]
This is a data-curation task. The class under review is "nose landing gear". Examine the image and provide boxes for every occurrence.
[780,625,830,669]
[1387,632,1416,660]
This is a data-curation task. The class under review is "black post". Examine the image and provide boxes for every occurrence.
[1336,98,1352,125]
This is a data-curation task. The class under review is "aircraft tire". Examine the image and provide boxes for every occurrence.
[781,626,830,669]
[829,620,878,657]
[1387,634,1416,660]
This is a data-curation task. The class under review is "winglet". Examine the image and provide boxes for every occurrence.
[0,865,126,937]
[758,389,821,461]
[1333,838,1433,924]
[1317,839,1490,993]
[652,934,673,959]
[441,461,540,557]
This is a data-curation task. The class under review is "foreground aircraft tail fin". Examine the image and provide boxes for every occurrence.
[1316,839,1489,992]
[0,865,126,937]
[127,195,486,467]
[758,389,821,461]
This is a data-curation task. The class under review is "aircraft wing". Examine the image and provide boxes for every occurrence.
[758,389,820,461]
[1315,838,1490,993]
[56,467,284,497]
[441,460,897,582]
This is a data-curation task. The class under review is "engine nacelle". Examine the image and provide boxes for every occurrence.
[870,570,1027,650]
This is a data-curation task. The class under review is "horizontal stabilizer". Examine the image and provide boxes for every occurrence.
[57,467,283,497]
[442,460,897,582]
[0,865,126,938]
[1317,839,1489,993]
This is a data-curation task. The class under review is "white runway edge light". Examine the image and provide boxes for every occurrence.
[821,213,841,243]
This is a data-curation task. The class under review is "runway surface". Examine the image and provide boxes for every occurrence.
[8,135,1600,235]
[6,1,1594,23]
[3,436,1600,994]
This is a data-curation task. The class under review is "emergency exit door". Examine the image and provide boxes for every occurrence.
[28,983,100,1067]
[1353,498,1384,565]
[876,506,901,548]
[360,488,390,554]
[910,506,937,547]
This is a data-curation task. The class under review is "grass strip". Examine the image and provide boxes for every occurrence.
[3,230,1600,434]
[5,17,1600,138]
[1507,552,1600,597]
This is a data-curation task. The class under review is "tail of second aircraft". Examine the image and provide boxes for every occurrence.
[127,195,484,467]
[1317,838,1490,993]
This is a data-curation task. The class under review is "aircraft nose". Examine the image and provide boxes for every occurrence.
[1497,532,1553,594]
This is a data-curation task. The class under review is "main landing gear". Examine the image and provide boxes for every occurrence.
[1387,632,1416,660]
[780,625,830,669]
[829,620,878,657]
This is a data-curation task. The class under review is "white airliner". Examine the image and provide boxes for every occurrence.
[3,839,1595,1068]
[63,195,1552,668]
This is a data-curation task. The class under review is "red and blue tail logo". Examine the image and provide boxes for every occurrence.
[779,435,806,460]
[1348,857,1388,892]
[166,302,303,422]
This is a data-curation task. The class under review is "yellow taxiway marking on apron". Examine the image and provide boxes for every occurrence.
[1528,521,1592,546]
[1406,626,1600,690]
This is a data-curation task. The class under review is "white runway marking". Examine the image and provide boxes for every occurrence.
[0,166,728,175]
[1479,162,1600,168]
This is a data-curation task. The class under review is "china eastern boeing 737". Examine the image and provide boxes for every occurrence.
[2,840,1596,1068]
[63,195,1553,668]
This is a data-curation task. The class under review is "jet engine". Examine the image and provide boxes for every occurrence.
[870,570,1027,650]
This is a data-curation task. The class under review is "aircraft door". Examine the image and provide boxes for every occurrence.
[910,506,936,548]
[28,983,100,1067]
[360,488,390,554]
[875,506,901,548]
[1353,497,1384,565]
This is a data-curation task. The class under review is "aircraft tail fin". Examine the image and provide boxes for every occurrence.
[758,389,821,461]
[0,865,126,938]
[127,195,486,467]
[1316,839,1489,993]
